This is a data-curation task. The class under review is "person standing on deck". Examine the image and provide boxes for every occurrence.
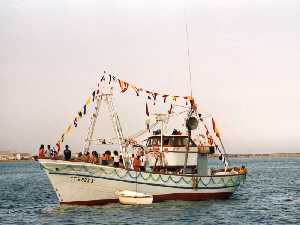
[63,145,71,161]
[119,154,124,168]
[140,151,146,172]
[38,144,45,159]
[130,154,135,169]
[45,145,51,158]
[133,155,141,171]
[113,151,119,167]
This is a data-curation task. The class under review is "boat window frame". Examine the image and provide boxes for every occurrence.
[146,136,196,147]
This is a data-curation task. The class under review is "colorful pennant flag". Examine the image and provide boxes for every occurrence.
[212,118,221,138]
[172,96,179,102]
[162,95,168,103]
[118,80,129,93]
[109,74,116,84]
[152,92,158,101]
[146,102,150,117]
[66,125,72,134]
[204,124,209,137]
[86,97,91,106]
[131,85,141,96]
[83,105,87,115]
[92,91,96,102]
[96,83,100,96]
[168,104,173,114]
[74,118,78,127]
[78,111,83,118]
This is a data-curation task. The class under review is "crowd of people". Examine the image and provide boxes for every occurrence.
[38,144,148,171]
[38,144,70,160]
[77,150,147,171]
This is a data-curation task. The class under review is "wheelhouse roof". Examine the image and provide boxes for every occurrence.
[148,135,188,138]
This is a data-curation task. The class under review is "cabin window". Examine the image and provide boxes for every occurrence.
[182,137,197,147]
[163,137,169,145]
[147,136,196,147]
[147,137,161,146]
[169,137,178,146]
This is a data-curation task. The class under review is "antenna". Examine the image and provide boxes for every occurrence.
[184,5,193,97]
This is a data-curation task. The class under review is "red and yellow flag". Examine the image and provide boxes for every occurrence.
[212,118,220,138]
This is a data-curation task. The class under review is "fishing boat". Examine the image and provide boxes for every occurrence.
[39,74,247,205]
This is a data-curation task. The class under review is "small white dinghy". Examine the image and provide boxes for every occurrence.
[116,190,153,205]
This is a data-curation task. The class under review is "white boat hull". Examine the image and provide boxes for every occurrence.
[39,159,245,205]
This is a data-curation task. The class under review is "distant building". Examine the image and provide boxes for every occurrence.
[0,151,11,161]
[17,153,31,160]
[0,151,32,161]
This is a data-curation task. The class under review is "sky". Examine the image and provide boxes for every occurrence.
[1,0,300,154]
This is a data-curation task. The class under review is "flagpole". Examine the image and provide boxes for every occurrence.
[218,137,230,166]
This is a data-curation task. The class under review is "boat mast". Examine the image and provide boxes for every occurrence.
[84,96,102,153]
[105,90,127,165]
[83,89,127,167]
[184,6,193,97]
[182,4,195,174]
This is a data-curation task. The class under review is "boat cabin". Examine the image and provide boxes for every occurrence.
[146,135,215,175]
[146,135,197,149]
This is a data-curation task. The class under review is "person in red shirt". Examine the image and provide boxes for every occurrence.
[133,155,141,171]
[38,144,45,159]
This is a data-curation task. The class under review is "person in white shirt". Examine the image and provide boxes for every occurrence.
[130,154,135,170]
[140,151,146,172]
[45,145,51,158]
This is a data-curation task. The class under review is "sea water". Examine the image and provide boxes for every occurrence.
[0,157,299,225]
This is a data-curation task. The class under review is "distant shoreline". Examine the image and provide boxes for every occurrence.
[211,153,300,158]
[0,159,34,163]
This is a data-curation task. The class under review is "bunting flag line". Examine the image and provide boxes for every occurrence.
[98,73,195,107]
[57,87,98,145]
[56,72,197,148]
